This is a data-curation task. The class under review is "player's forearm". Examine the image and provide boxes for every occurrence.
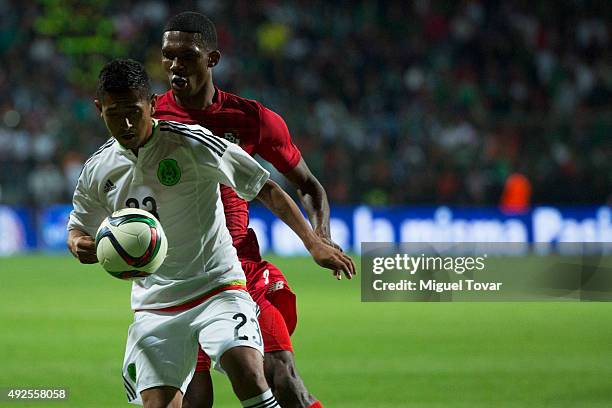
[282,160,332,238]
[295,178,331,239]
[256,180,319,250]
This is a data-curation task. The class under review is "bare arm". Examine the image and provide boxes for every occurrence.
[255,179,355,279]
[67,229,98,264]
[282,159,333,241]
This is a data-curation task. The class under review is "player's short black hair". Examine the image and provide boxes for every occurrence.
[163,11,218,50]
[96,59,150,99]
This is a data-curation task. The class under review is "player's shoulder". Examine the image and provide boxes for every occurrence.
[158,120,229,158]
[218,89,264,116]
[153,91,195,122]
[81,138,118,174]
[157,119,216,140]
[218,89,290,135]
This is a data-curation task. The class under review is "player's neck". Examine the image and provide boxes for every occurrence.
[174,81,216,110]
[130,121,156,156]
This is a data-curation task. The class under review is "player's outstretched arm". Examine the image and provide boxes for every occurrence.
[255,179,355,279]
[283,159,351,279]
[283,159,337,245]
[67,229,98,264]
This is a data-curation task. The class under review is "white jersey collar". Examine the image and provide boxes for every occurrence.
[114,119,159,157]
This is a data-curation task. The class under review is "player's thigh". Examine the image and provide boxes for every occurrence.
[195,290,264,372]
[183,370,213,408]
[183,339,214,407]
[220,346,269,400]
[221,345,267,379]
[123,311,198,403]
[259,303,294,353]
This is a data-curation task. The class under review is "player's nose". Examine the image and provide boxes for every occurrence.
[169,58,185,73]
[125,117,133,129]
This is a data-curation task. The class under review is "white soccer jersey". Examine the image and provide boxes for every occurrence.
[68,120,270,310]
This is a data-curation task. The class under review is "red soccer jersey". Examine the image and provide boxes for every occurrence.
[154,88,302,259]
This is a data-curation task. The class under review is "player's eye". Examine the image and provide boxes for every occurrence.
[126,110,140,120]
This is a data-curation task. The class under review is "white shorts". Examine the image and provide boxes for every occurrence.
[122,290,263,404]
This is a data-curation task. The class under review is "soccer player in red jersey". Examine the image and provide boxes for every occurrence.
[154,11,349,408]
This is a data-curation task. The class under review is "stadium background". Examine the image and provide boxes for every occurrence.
[0,1,611,407]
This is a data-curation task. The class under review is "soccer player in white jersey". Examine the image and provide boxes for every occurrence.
[67,59,355,408]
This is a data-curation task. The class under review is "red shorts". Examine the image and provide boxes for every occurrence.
[196,259,297,372]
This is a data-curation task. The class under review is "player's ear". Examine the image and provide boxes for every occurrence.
[207,50,221,68]
[149,94,157,114]
[94,99,102,115]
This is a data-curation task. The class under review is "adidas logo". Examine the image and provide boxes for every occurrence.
[103,179,116,193]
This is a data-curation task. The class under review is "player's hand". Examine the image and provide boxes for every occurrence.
[315,232,347,279]
[317,235,343,251]
[70,235,98,264]
[308,240,356,280]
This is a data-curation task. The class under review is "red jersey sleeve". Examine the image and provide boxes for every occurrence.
[256,105,302,173]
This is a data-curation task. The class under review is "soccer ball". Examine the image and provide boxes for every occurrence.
[95,208,168,280]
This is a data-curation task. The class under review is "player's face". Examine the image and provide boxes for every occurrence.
[161,31,217,101]
[95,90,155,151]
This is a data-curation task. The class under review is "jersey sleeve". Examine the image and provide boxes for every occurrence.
[190,128,270,202]
[255,106,302,173]
[67,168,107,237]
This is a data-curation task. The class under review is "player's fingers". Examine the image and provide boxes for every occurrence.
[343,263,353,279]
[77,237,96,250]
[321,237,343,252]
[76,243,98,263]
[333,253,353,278]
[347,257,356,278]
[78,248,96,257]
[79,245,96,254]
[320,248,349,280]
[79,253,98,264]
[327,259,342,279]
[344,254,356,275]
[335,255,352,280]
[330,256,350,279]
[331,241,344,252]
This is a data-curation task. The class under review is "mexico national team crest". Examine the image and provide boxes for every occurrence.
[157,159,181,186]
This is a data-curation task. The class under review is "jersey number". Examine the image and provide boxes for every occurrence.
[233,313,262,346]
[126,196,160,220]
[233,313,249,341]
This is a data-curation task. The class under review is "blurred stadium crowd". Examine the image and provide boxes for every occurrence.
[0,0,610,207]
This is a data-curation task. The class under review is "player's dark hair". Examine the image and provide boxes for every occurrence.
[163,11,218,50]
[96,59,150,99]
